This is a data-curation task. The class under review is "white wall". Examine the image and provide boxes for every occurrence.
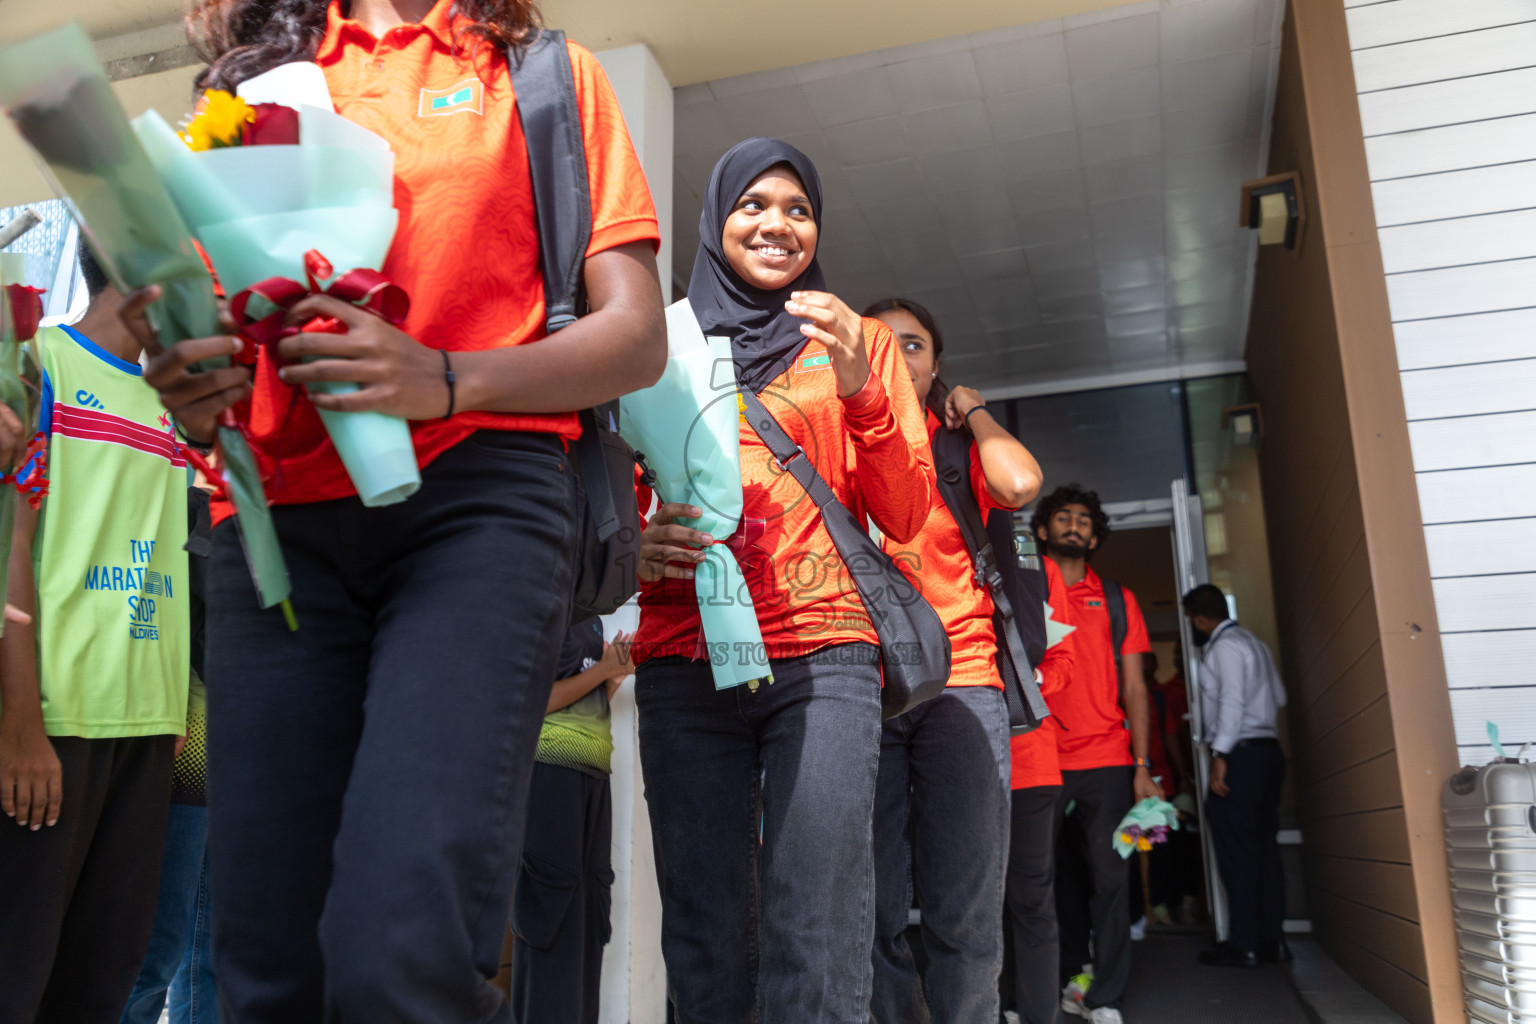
[1343,0,1536,765]
[594,43,672,1024]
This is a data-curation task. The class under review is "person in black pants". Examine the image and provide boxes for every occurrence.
[512,617,633,1024]
[1183,585,1290,968]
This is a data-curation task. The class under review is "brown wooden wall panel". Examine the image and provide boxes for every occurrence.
[1321,931,1435,1024]
[1309,887,1428,980]
[1301,808,1410,864]
[1296,693,1396,785]
[1305,854,1421,923]
[1299,643,1388,742]
[1300,751,1404,818]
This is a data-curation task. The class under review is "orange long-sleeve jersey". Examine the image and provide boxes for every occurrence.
[635,318,935,664]
[1010,557,1078,789]
[882,411,1010,690]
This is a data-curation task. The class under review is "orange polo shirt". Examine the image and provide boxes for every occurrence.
[1053,566,1151,772]
[882,411,1008,690]
[635,320,935,663]
[1010,557,1077,789]
[226,0,659,510]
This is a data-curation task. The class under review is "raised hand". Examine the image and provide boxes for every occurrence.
[785,290,870,398]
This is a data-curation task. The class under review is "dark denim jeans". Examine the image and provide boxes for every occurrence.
[635,644,883,1024]
[870,684,1010,1024]
[205,432,579,1023]
[120,803,219,1024]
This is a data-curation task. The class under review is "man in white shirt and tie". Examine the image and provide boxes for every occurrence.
[1182,584,1289,969]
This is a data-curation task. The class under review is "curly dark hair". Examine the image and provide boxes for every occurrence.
[1030,483,1111,557]
[862,297,947,420]
[186,0,543,91]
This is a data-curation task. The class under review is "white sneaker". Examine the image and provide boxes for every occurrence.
[1060,973,1093,1017]
[1088,1008,1123,1024]
[1004,1013,1021,1024]
[1130,915,1147,941]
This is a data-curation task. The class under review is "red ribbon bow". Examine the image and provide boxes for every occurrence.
[5,284,45,342]
[228,249,409,364]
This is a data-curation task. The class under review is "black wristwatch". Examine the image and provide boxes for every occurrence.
[1133,756,1152,770]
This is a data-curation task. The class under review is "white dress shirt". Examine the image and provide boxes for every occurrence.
[1200,620,1287,756]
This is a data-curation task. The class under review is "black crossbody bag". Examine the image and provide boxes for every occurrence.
[738,389,950,719]
[930,425,1051,736]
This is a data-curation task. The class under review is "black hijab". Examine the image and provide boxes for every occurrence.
[689,137,827,394]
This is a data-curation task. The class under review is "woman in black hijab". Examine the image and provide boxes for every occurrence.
[630,138,937,1023]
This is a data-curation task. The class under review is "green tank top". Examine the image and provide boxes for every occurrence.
[30,325,190,738]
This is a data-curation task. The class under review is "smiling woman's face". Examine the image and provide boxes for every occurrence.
[721,166,817,290]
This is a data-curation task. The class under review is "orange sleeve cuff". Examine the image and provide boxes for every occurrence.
[839,369,885,413]
[587,216,662,258]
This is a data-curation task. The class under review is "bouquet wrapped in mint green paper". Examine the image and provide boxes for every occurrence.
[131,58,419,509]
[0,246,46,636]
[0,21,293,620]
[620,299,771,691]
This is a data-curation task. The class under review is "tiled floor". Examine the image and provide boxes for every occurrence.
[1287,937,1411,1024]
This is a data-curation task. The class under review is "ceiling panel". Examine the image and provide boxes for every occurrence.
[672,0,1280,394]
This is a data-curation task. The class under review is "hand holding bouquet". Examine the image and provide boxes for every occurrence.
[1113,795,1181,859]
[133,61,420,508]
[620,299,771,691]
[0,243,47,635]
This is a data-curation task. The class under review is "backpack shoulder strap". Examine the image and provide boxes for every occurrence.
[508,29,591,334]
[930,427,1050,732]
[1102,577,1127,662]
[510,32,626,540]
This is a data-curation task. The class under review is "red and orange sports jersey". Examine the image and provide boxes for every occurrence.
[1053,565,1152,772]
[224,0,660,512]
[635,320,934,663]
[1011,557,1076,790]
[882,410,1011,690]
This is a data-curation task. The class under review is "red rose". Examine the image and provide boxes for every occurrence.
[243,103,300,146]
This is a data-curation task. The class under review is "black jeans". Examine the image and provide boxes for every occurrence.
[1055,767,1133,1010]
[0,735,176,1024]
[511,762,614,1024]
[1005,784,1063,1024]
[871,685,1010,1024]
[1205,740,1286,953]
[636,645,883,1024]
[205,431,579,1023]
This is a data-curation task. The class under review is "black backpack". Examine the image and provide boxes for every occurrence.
[510,30,644,619]
[930,426,1051,736]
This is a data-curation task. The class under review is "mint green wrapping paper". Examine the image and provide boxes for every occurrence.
[621,299,769,691]
[132,111,419,508]
[0,21,293,612]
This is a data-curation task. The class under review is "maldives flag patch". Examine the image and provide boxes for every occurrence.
[418,79,484,118]
[796,352,831,373]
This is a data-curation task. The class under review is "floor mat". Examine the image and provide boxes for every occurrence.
[1121,934,1314,1023]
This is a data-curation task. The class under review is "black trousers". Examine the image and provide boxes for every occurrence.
[1054,767,1133,1011]
[0,735,176,1023]
[205,431,579,1023]
[512,762,614,1024]
[1205,740,1286,953]
[1004,785,1063,1024]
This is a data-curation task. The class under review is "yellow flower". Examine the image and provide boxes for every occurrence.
[179,90,255,151]
[1137,837,1153,851]
[1119,831,1133,844]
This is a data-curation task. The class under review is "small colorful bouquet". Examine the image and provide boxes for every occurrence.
[133,60,419,509]
[619,298,771,691]
[1113,795,1181,859]
[0,21,293,618]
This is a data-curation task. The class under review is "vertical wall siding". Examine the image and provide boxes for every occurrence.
[1344,0,1536,769]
